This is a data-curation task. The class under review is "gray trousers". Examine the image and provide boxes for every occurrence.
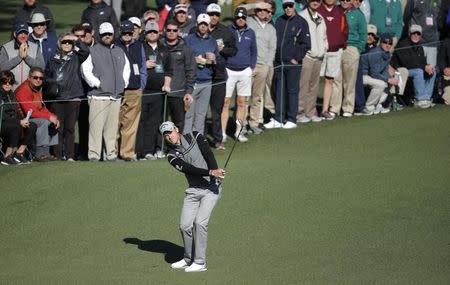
[183,81,212,135]
[180,187,221,264]
[30,118,58,156]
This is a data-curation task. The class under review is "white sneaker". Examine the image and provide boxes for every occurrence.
[415,100,433,109]
[235,133,248,142]
[222,132,228,143]
[297,116,311,124]
[361,108,374,116]
[374,104,390,114]
[310,115,323,122]
[154,150,166,159]
[145,153,157,160]
[264,118,283,129]
[342,112,353,118]
[282,121,297,129]
[171,259,189,269]
[185,262,207,272]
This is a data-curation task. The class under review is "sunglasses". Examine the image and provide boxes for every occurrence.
[75,34,86,38]
[61,40,74,45]
[32,76,44,80]
[32,22,46,27]
[411,31,422,36]
[236,16,247,20]
[283,3,294,8]
[101,33,113,37]
[122,32,133,36]
[382,40,393,45]
[256,8,272,13]
[1,79,14,85]
[166,28,178,33]
[208,12,221,17]
[341,0,352,2]
[146,30,159,34]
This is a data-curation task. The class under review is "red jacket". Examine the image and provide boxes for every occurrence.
[15,80,54,120]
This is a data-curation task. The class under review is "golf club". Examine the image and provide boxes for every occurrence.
[223,119,244,169]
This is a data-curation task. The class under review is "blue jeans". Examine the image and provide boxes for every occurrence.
[408,68,436,101]
[274,64,302,123]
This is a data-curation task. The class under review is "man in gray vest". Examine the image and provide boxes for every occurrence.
[0,23,45,90]
[81,22,130,161]
[160,121,225,273]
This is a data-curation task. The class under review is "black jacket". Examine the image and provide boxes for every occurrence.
[160,37,196,97]
[44,41,90,100]
[167,131,219,189]
[81,1,120,41]
[209,23,237,81]
[274,14,311,65]
[390,38,427,70]
[143,41,173,91]
[0,88,22,123]
[441,38,450,87]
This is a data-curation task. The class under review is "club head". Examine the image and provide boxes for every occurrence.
[235,119,244,127]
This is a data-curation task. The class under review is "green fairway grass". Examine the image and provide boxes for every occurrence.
[1,106,450,284]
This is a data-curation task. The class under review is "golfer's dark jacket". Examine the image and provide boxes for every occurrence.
[167,132,219,189]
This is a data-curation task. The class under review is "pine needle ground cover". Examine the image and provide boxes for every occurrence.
[1,107,449,284]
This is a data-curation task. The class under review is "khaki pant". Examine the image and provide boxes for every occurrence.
[363,75,387,110]
[331,46,360,114]
[298,56,322,118]
[264,66,275,114]
[390,67,408,95]
[249,64,271,127]
[88,99,121,160]
[443,75,450,105]
[118,89,142,159]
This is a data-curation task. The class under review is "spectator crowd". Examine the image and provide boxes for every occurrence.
[1,0,450,165]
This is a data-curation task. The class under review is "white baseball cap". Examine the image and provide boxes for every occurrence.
[128,17,142,27]
[99,22,114,35]
[197,13,210,25]
[160,121,176,134]
[206,3,221,14]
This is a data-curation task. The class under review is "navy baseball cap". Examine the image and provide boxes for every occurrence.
[380,32,393,43]
[234,7,247,19]
[120,20,134,33]
[15,23,29,34]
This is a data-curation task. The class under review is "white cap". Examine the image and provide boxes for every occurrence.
[282,0,295,4]
[206,3,222,14]
[159,121,176,134]
[99,22,114,35]
[128,17,141,27]
[174,4,188,13]
[197,13,210,25]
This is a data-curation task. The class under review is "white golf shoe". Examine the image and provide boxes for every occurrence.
[171,259,189,269]
[185,262,207,272]
[264,118,283,129]
[282,121,297,129]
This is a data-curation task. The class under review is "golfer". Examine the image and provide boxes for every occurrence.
[160,121,225,272]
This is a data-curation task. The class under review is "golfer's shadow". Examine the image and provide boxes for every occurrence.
[123,238,184,263]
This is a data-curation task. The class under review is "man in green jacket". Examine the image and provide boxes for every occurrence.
[369,0,403,49]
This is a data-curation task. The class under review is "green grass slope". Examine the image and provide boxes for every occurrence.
[1,107,450,284]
